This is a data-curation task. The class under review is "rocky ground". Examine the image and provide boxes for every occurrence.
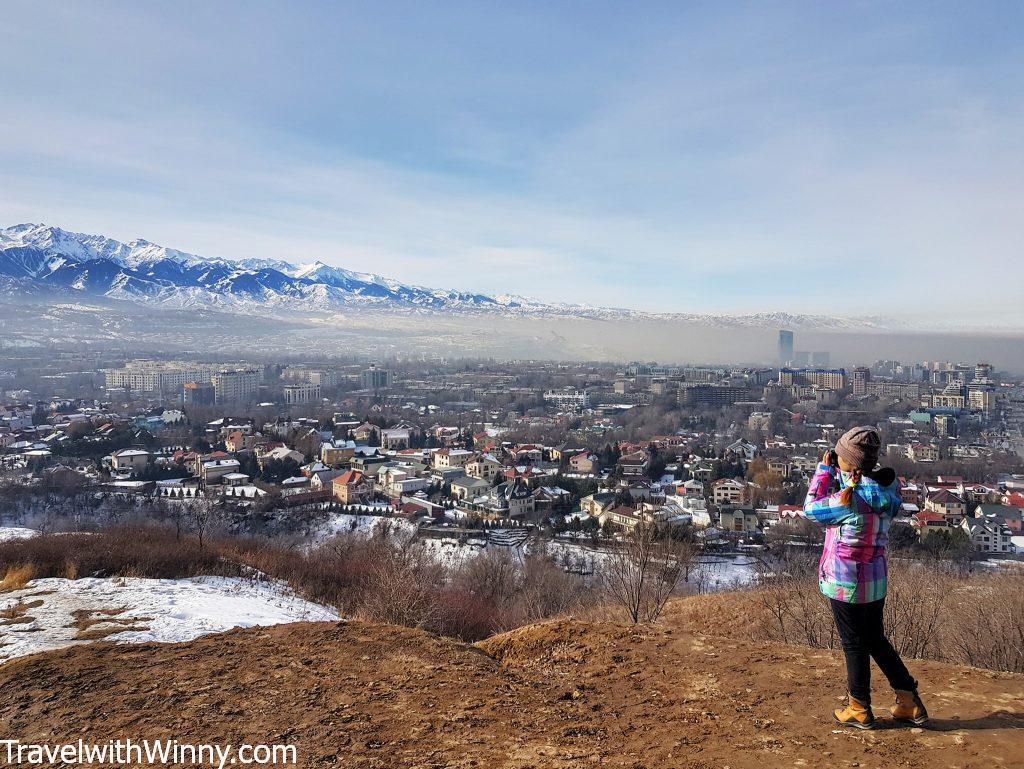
[0,616,1021,768]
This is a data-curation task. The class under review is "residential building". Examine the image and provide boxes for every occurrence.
[617,451,650,478]
[106,448,151,474]
[321,439,356,466]
[968,386,995,418]
[780,368,848,390]
[719,506,760,533]
[543,388,591,411]
[911,511,950,536]
[432,448,473,470]
[105,360,217,395]
[724,439,757,462]
[361,366,392,391]
[975,504,1024,534]
[466,453,503,481]
[200,458,241,485]
[568,452,599,475]
[679,384,749,407]
[258,446,305,467]
[960,518,1014,554]
[475,478,535,520]
[532,485,572,513]
[380,428,412,451]
[865,381,921,400]
[581,492,617,518]
[332,470,370,504]
[599,505,652,531]
[183,381,216,406]
[924,489,967,524]
[450,475,491,501]
[664,494,711,527]
[212,369,260,403]
[908,443,940,462]
[712,478,748,506]
[283,383,321,405]
[852,367,870,396]
[281,367,339,388]
[377,466,429,498]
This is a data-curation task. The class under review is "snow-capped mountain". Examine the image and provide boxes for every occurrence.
[0,223,884,328]
[0,223,508,313]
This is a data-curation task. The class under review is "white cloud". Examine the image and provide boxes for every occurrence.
[1,2,1022,321]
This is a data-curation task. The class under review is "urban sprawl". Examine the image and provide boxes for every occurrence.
[2,330,1023,563]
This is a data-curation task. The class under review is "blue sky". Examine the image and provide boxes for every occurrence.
[2,1,1022,318]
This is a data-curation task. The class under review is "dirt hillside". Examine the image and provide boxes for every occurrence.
[0,618,1021,768]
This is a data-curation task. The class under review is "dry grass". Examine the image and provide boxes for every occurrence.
[68,608,152,640]
[69,607,126,631]
[0,565,36,593]
[0,524,599,644]
[73,621,152,641]
[0,527,229,582]
[671,559,1024,673]
[0,599,42,626]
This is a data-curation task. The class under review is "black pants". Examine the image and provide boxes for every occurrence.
[830,598,916,704]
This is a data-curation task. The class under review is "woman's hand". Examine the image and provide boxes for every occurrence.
[821,450,832,465]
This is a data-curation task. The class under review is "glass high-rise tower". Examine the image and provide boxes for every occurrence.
[778,330,794,365]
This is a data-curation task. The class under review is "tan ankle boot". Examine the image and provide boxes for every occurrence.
[834,694,876,729]
[891,689,928,725]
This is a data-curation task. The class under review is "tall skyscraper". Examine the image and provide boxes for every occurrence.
[778,330,794,365]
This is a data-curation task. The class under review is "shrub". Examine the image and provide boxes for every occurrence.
[0,527,228,581]
[0,564,37,592]
[679,558,1024,673]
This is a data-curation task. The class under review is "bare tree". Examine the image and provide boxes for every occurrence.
[185,500,220,549]
[602,523,688,624]
[359,532,446,629]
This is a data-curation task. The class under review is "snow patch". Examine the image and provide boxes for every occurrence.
[0,527,39,542]
[0,576,338,663]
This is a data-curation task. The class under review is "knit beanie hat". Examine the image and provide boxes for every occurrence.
[836,426,881,471]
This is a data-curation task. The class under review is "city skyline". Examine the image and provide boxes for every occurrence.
[3,2,1023,322]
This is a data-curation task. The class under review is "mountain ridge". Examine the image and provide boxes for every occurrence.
[0,223,885,329]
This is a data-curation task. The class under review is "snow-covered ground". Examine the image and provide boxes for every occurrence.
[313,513,417,544]
[412,532,759,589]
[0,576,338,663]
[545,539,757,588]
[0,526,39,542]
[694,555,759,589]
[419,535,488,569]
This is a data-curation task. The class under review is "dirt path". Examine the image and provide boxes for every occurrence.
[0,619,1021,768]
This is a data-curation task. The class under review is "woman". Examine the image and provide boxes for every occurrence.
[803,425,928,729]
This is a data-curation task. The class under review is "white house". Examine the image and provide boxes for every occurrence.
[432,448,474,470]
[200,458,241,485]
[380,428,412,451]
[712,478,748,506]
[960,518,1015,554]
[106,448,151,475]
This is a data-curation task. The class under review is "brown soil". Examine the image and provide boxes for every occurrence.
[0,618,1021,768]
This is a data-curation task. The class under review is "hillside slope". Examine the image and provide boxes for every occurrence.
[0,619,1021,768]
